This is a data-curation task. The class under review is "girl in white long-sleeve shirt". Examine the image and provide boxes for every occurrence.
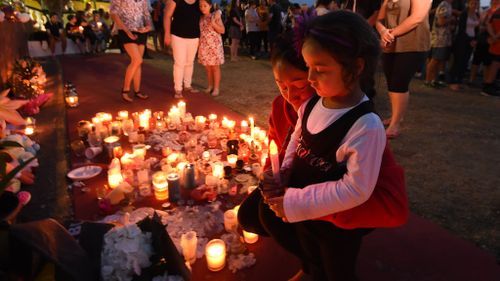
[263,11,384,281]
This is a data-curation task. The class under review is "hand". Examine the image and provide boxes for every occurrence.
[380,28,394,47]
[126,31,137,40]
[164,33,172,46]
[259,169,286,202]
[138,25,151,33]
[267,196,288,222]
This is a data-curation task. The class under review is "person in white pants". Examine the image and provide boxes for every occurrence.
[171,35,200,96]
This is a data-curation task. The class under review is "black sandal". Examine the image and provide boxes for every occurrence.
[135,91,149,100]
[122,90,133,102]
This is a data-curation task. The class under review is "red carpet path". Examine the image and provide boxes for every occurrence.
[61,54,500,281]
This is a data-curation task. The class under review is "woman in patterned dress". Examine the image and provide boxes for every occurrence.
[110,0,152,102]
[198,0,225,96]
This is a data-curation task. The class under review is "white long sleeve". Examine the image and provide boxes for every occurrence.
[282,97,386,223]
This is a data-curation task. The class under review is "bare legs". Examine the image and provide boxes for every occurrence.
[122,43,145,101]
[386,91,409,138]
[203,65,221,96]
[231,39,240,61]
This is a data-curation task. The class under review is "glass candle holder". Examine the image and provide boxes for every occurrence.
[205,239,226,272]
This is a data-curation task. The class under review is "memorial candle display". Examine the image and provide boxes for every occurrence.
[152,171,169,201]
[205,239,226,272]
[243,230,259,244]
[269,140,281,184]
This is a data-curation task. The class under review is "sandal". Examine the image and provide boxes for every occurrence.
[121,90,133,102]
[185,87,199,93]
[203,87,213,94]
[135,91,149,100]
[174,90,183,99]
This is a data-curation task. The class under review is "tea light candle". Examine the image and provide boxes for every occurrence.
[167,152,179,164]
[227,154,238,168]
[180,231,198,264]
[107,170,123,189]
[226,120,235,132]
[240,120,248,133]
[152,171,169,201]
[195,116,206,131]
[177,101,186,118]
[224,209,238,232]
[243,230,259,244]
[118,110,129,120]
[212,161,224,178]
[205,239,226,272]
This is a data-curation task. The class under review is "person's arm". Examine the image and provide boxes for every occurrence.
[110,0,137,39]
[163,0,176,46]
[367,10,379,26]
[390,0,432,37]
[283,117,386,223]
[211,10,225,34]
[376,0,395,46]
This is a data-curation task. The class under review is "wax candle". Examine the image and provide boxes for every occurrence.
[240,120,248,133]
[107,170,123,189]
[133,144,147,159]
[65,95,79,107]
[152,171,169,201]
[212,161,224,178]
[202,151,210,161]
[224,209,238,232]
[269,140,281,184]
[249,117,255,140]
[205,239,226,272]
[139,111,150,130]
[258,130,267,142]
[110,121,122,136]
[118,110,129,120]
[167,152,179,164]
[178,101,186,118]
[208,113,217,122]
[195,116,206,131]
[180,231,198,264]
[120,153,134,170]
[243,230,259,244]
[24,117,35,135]
[227,154,238,168]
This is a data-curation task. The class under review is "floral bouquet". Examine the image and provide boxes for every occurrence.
[8,57,52,115]
[100,212,191,281]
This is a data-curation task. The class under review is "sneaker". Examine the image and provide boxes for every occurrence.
[480,87,500,97]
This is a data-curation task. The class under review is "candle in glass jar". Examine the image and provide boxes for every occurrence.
[212,161,224,178]
[139,111,150,130]
[65,95,79,107]
[133,144,147,159]
[223,209,238,232]
[118,110,129,120]
[180,231,198,264]
[243,230,259,244]
[195,116,206,131]
[205,239,226,272]
[24,117,35,135]
[202,151,210,161]
[240,120,248,133]
[107,170,123,189]
[120,153,134,170]
[258,130,267,142]
[227,154,238,168]
[167,152,179,164]
[152,171,169,201]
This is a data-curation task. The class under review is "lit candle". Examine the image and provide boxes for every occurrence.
[167,152,179,164]
[240,120,248,133]
[202,151,210,161]
[139,111,150,130]
[24,117,35,135]
[132,144,147,159]
[195,116,206,131]
[227,154,238,168]
[118,110,129,120]
[227,120,235,132]
[243,230,259,244]
[258,130,267,142]
[208,113,217,122]
[107,170,123,189]
[152,171,169,201]
[177,101,186,118]
[78,26,84,32]
[249,117,255,140]
[223,209,238,232]
[212,161,224,178]
[120,153,134,170]
[65,95,79,107]
[104,136,120,158]
[180,231,198,264]
[205,239,226,272]
[269,140,280,184]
